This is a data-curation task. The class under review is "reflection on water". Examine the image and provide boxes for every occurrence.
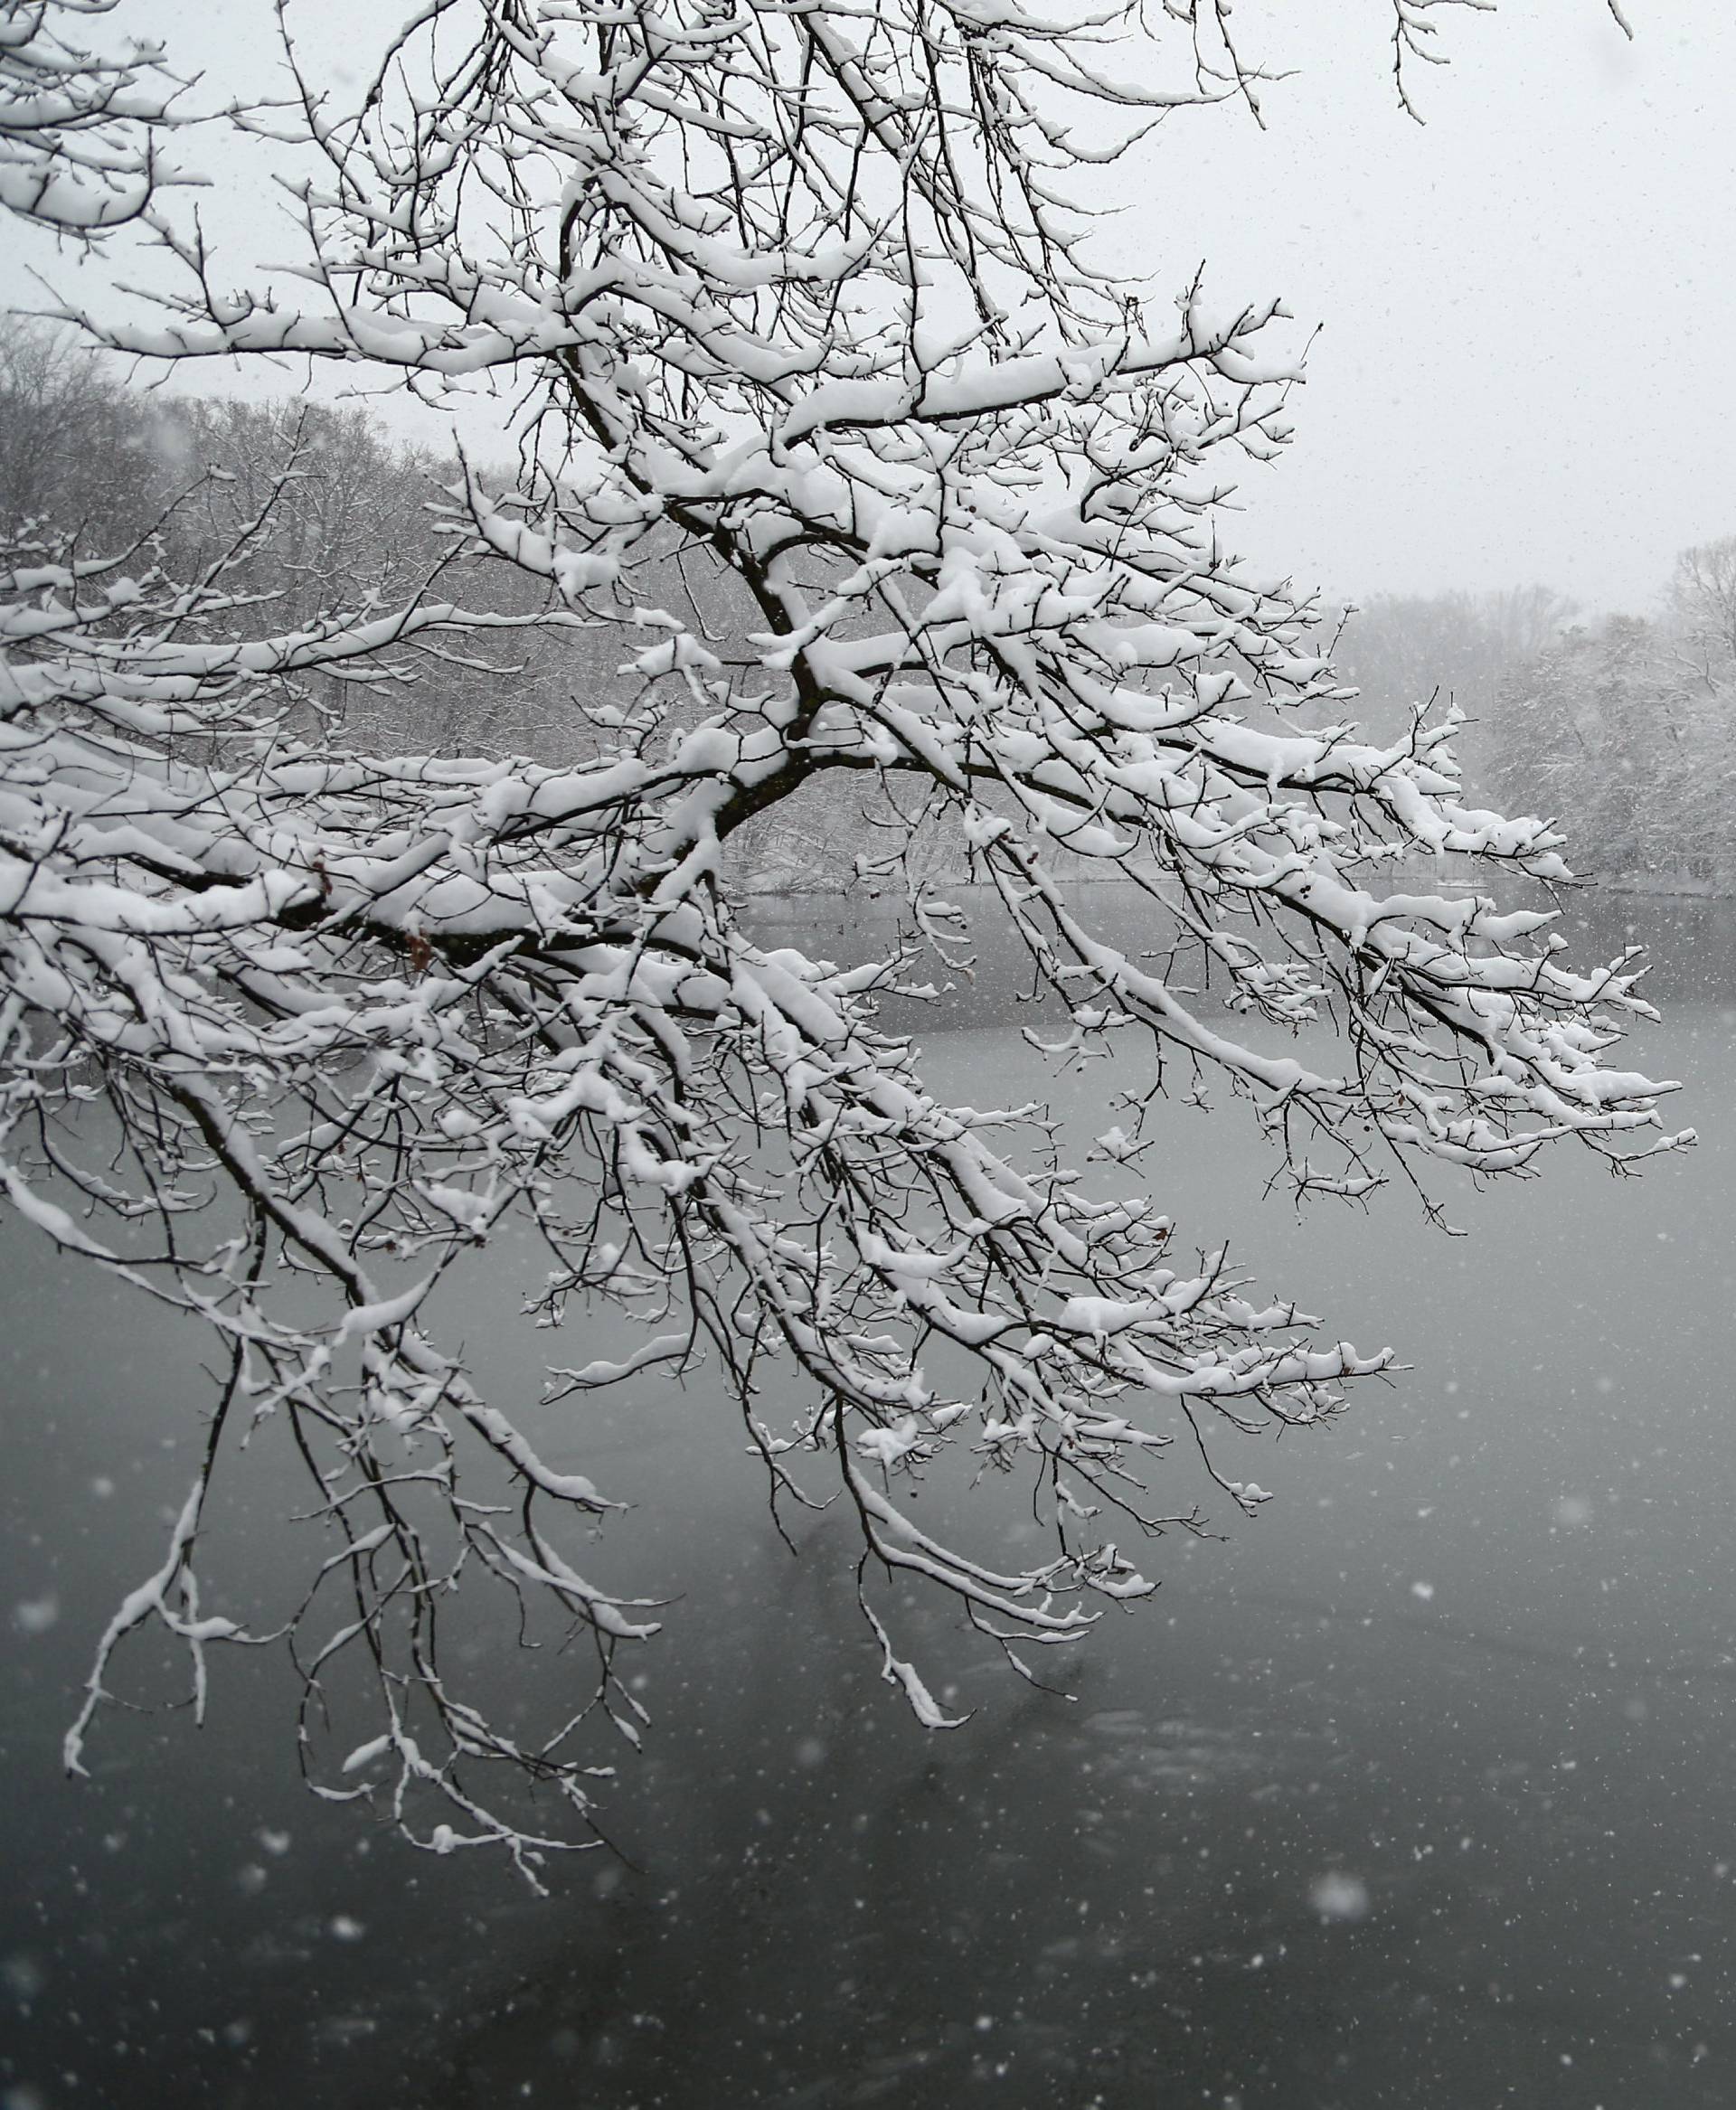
[5,887,1736,2106]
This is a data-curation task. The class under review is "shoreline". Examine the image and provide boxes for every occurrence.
[741,871,1736,904]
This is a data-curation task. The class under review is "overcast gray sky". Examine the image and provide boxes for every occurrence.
[7,0,1731,617]
[1139,0,1736,619]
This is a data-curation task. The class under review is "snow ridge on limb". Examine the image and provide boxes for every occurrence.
[0,0,1668,1874]
[0,0,195,237]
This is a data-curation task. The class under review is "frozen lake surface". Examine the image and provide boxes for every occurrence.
[5,889,1736,2107]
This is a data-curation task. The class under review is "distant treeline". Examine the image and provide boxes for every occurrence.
[12,324,1731,894]
[0,325,894,890]
[0,322,646,761]
[1335,565,1736,893]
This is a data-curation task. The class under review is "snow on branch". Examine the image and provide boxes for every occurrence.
[0,0,193,235]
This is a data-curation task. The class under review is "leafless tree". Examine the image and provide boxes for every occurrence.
[1666,536,1736,682]
[0,0,1679,1883]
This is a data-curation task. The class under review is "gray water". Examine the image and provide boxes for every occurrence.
[5,889,1736,2107]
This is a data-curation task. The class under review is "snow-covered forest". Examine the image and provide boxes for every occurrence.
[1337,573,1736,895]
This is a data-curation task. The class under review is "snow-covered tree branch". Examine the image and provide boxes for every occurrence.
[0,0,1681,1882]
[0,0,192,235]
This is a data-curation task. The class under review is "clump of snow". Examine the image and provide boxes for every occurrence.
[2,1954,45,2002]
[1309,1871,1371,1923]
[10,1597,57,1637]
